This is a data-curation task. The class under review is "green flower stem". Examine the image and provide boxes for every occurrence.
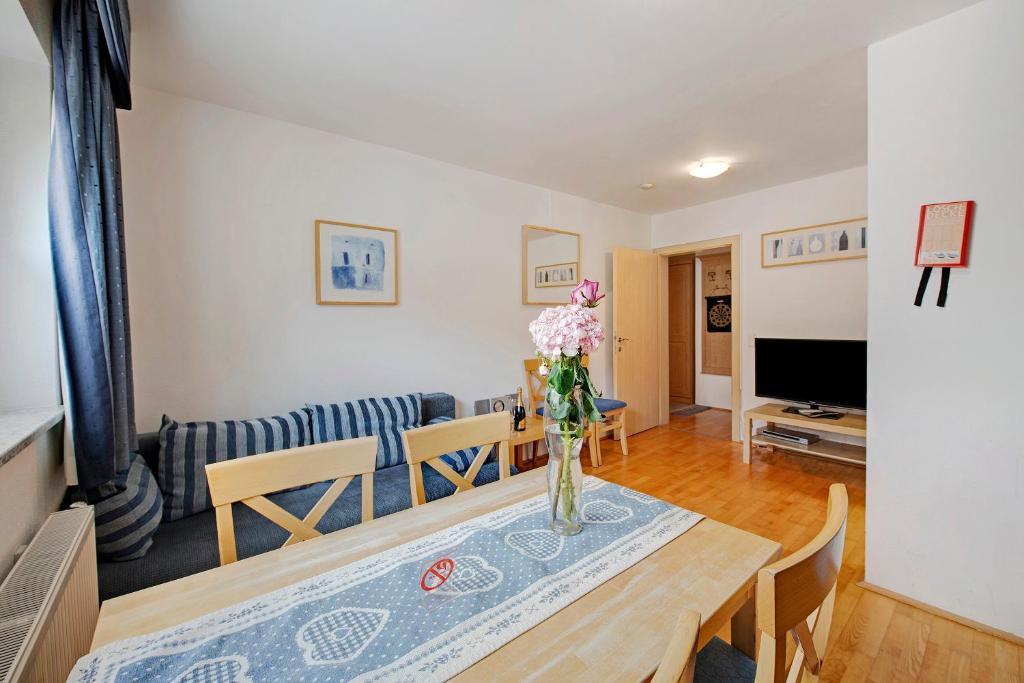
[559,428,577,522]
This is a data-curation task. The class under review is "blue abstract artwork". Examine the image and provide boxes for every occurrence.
[331,235,385,291]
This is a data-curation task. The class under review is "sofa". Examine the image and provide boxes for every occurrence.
[97,392,510,600]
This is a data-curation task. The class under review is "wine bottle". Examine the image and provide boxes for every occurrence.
[513,387,527,432]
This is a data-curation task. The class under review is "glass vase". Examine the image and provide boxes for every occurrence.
[544,389,585,536]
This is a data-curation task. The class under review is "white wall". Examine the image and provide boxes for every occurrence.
[652,167,868,417]
[0,54,59,410]
[0,425,64,577]
[118,88,650,429]
[693,256,732,409]
[866,0,1023,637]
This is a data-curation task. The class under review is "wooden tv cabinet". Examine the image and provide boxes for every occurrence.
[743,403,866,467]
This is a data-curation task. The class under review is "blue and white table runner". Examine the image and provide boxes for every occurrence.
[72,477,704,682]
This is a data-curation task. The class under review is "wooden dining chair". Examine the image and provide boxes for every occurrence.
[652,609,701,683]
[523,356,628,467]
[402,412,511,506]
[205,435,378,565]
[695,483,849,683]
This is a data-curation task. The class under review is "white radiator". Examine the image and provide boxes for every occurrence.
[0,507,97,683]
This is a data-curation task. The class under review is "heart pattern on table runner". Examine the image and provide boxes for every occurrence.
[172,656,252,683]
[297,607,389,665]
[505,529,566,561]
[582,499,634,524]
[433,555,504,595]
[69,477,706,683]
[620,488,657,505]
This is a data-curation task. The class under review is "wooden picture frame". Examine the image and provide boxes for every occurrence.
[534,261,579,288]
[315,220,399,305]
[761,217,868,268]
[522,224,582,305]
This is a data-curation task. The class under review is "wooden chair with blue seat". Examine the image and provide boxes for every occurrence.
[524,357,628,467]
[685,483,849,683]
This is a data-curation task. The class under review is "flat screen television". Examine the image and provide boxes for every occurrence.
[754,338,867,410]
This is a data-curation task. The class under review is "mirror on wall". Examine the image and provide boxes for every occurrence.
[522,224,582,305]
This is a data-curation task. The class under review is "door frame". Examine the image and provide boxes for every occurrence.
[654,235,742,442]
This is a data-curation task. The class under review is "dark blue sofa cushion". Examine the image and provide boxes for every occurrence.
[97,460,509,600]
[158,410,313,521]
[307,394,421,469]
[93,452,163,561]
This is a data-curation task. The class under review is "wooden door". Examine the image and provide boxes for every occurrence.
[668,258,694,405]
[612,247,661,435]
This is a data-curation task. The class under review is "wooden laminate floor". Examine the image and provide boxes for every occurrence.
[582,416,1022,682]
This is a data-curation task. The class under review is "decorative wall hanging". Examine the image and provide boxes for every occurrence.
[700,253,732,376]
[913,200,974,308]
[761,217,868,268]
[315,220,398,305]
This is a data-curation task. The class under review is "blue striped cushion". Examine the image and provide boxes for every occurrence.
[158,410,313,521]
[307,394,422,470]
[94,452,163,561]
[426,416,481,473]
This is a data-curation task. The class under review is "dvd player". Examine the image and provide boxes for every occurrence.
[760,426,820,446]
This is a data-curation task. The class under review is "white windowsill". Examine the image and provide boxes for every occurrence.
[0,407,64,468]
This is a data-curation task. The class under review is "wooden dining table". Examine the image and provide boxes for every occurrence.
[92,469,781,681]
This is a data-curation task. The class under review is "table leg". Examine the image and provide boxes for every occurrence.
[514,443,524,472]
[730,589,757,659]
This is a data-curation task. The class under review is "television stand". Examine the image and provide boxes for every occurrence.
[743,403,866,467]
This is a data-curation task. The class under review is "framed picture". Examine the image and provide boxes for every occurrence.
[534,261,579,288]
[315,220,398,305]
[761,217,868,268]
[915,200,974,267]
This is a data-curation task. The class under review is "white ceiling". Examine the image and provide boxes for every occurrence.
[128,0,978,215]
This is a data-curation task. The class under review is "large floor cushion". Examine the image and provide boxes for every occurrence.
[98,461,509,600]
[158,410,313,521]
[307,394,421,469]
[93,452,163,561]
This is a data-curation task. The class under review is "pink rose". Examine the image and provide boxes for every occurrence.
[570,279,605,308]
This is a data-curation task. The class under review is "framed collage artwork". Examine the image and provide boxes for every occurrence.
[761,217,868,268]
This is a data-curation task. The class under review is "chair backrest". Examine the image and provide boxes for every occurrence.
[652,609,701,683]
[755,483,849,683]
[206,436,379,565]
[523,358,545,413]
[524,355,589,412]
[402,412,511,506]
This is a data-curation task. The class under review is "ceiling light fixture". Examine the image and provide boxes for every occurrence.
[689,160,730,179]
[639,183,656,190]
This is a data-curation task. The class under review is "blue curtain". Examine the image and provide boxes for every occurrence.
[49,0,136,490]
